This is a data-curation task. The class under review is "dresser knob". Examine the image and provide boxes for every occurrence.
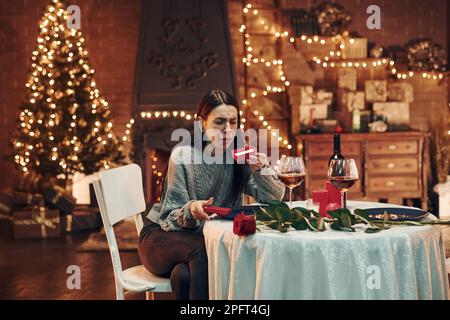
[388,144,397,150]
[386,181,395,187]
[387,163,395,169]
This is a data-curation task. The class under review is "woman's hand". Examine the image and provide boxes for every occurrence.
[247,152,269,171]
[189,197,214,221]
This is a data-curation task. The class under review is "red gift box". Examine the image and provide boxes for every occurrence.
[325,181,342,208]
[312,190,329,217]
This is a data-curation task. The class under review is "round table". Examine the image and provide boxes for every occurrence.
[203,201,449,300]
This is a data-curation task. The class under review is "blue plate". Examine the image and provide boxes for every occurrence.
[362,207,428,222]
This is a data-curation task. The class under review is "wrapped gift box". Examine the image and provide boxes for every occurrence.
[373,102,410,125]
[314,90,333,105]
[333,111,353,132]
[13,206,60,239]
[299,86,314,105]
[365,80,387,102]
[13,170,42,193]
[43,186,77,216]
[338,69,357,91]
[342,38,368,59]
[61,206,102,233]
[337,91,365,112]
[12,190,44,206]
[388,82,414,103]
[299,104,328,125]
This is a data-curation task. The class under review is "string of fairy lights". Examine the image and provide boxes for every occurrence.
[240,3,294,150]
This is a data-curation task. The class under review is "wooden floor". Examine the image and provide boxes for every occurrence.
[1,227,449,299]
[0,231,144,300]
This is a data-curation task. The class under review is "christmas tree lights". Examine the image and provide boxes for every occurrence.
[11,0,124,180]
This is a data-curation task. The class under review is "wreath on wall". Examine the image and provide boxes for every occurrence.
[405,39,448,72]
[312,1,352,36]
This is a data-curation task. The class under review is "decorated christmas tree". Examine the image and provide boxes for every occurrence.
[10,0,124,181]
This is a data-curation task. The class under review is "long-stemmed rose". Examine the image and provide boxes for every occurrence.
[253,200,450,234]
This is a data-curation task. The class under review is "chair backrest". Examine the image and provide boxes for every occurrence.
[92,163,146,299]
[98,163,146,225]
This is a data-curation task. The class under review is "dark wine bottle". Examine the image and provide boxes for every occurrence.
[328,133,345,166]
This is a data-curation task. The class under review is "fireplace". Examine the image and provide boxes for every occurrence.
[131,0,237,203]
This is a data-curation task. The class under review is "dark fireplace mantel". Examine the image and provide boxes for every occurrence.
[131,0,237,202]
[132,0,237,113]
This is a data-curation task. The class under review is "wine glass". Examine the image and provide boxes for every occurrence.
[327,159,359,209]
[276,156,306,208]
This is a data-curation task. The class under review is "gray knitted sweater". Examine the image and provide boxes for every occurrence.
[147,145,285,232]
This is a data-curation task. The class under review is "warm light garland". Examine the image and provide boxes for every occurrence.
[389,67,446,81]
[313,57,394,69]
[139,110,195,121]
[241,2,293,150]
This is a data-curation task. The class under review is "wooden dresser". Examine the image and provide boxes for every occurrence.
[294,132,429,210]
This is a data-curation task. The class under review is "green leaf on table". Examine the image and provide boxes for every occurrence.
[292,207,311,219]
[328,208,350,220]
[316,217,326,231]
[330,221,355,232]
[255,207,274,221]
[330,222,341,231]
[365,227,382,233]
[277,222,290,233]
[267,200,290,210]
[273,205,292,222]
[310,210,320,219]
[354,209,380,228]
[340,212,353,228]
[291,220,308,230]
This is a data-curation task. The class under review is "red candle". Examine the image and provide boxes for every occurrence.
[325,181,342,207]
[312,190,329,217]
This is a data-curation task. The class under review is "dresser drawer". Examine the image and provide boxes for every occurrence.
[367,158,419,174]
[367,140,418,155]
[308,142,360,157]
[366,177,419,192]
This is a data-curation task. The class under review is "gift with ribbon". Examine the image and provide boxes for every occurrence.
[13,206,60,239]
[61,206,102,233]
[43,185,77,216]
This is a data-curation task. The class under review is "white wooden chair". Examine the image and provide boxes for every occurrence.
[92,163,172,300]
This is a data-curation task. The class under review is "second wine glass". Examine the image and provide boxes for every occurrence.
[276,156,306,208]
[327,159,359,209]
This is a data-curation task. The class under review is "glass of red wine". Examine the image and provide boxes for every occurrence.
[327,159,359,209]
[276,156,306,208]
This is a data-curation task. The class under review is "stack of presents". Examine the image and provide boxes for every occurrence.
[298,36,414,133]
[0,171,102,239]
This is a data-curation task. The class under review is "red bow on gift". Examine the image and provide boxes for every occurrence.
[233,212,256,236]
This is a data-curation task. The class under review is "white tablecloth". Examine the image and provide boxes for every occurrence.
[203,201,449,300]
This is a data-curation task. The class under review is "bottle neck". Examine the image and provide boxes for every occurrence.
[333,134,341,154]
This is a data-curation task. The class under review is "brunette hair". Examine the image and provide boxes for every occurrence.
[158,89,248,206]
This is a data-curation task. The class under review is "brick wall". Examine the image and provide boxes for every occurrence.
[0,0,142,189]
[227,0,448,136]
